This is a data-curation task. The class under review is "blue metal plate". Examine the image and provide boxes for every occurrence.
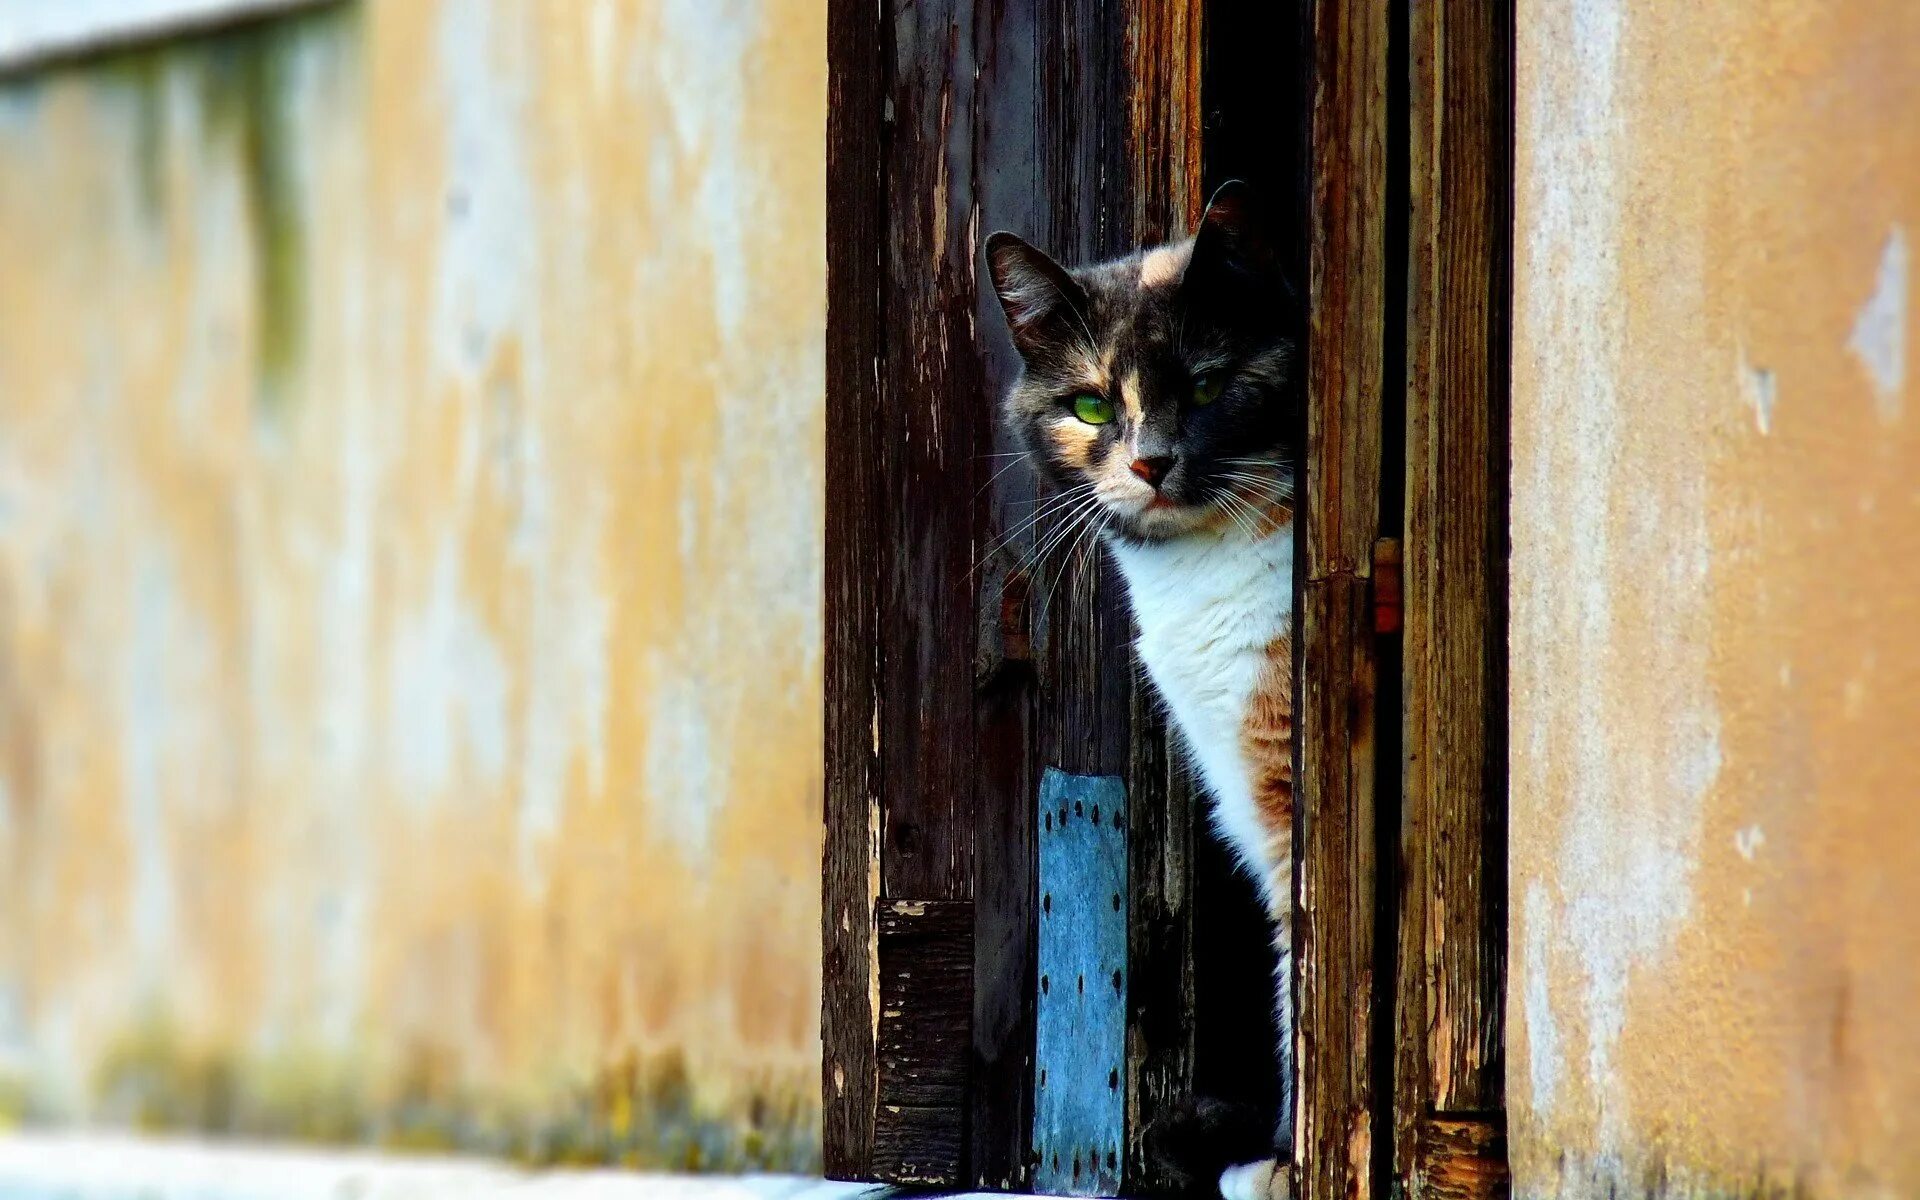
[1031,768,1128,1197]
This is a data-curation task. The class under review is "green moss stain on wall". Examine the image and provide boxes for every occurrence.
[84,1014,812,1171]
[13,5,359,413]
[201,11,345,414]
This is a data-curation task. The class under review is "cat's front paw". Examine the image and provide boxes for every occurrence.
[1219,1157,1290,1200]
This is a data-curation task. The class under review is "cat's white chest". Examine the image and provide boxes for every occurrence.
[1108,525,1294,895]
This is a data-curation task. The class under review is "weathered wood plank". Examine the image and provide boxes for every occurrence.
[822,0,888,1177]
[1033,770,1129,1199]
[1294,576,1381,1200]
[1127,0,1205,244]
[1415,1115,1510,1200]
[1302,0,1389,586]
[1396,0,1511,1190]
[876,0,988,905]
[970,3,1191,1188]
[1296,0,1391,1197]
[872,900,974,1186]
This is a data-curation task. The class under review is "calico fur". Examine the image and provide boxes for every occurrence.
[987,182,1301,1200]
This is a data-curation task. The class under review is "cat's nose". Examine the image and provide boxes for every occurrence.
[1130,455,1176,488]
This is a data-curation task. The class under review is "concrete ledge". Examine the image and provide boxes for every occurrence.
[0,1132,917,1200]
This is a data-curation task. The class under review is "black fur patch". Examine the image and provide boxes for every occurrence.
[1144,1095,1277,1197]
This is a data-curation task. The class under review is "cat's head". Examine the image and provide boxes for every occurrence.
[986,181,1298,544]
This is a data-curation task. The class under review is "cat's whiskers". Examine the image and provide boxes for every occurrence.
[1215,485,1281,542]
[1221,488,1258,534]
[1071,511,1102,616]
[982,488,1087,564]
[1215,469,1296,508]
[1069,508,1113,620]
[1214,489,1264,542]
[974,482,1097,577]
[1218,471,1292,492]
[1006,492,1102,585]
[1023,487,1109,572]
[1038,497,1113,627]
[1216,459,1295,483]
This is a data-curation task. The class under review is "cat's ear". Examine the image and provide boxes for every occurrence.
[986,232,1088,356]
[1186,180,1282,294]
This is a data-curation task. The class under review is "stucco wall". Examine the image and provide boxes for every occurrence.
[0,0,824,1170]
[1512,2,1919,1196]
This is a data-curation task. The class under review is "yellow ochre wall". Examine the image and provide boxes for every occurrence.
[0,0,824,1169]
[1513,2,1919,1196]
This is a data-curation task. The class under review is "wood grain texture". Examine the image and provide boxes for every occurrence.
[822,0,887,1176]
[1296,0,1390,1197]
[1415,1115,1510,1200]
[1302,0,1389,586]
[1127,0,1206,244]
[1396,0,1511,1190]
[874,0,987,907]
[872,901,975,1186]
[1294,577,1381,1200]
[1124,682,1200,1194]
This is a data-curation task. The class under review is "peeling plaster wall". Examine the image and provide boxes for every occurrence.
[1513,2,1920,1196]
[0,0,824,1170]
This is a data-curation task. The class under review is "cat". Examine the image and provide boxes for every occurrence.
[986,181,1299,1200]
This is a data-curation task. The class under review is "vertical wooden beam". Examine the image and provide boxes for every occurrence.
[822,0,887,1179]
[1297,0,1390,1199]
[1396,0,1511,1195]
[1127,0,1205,243]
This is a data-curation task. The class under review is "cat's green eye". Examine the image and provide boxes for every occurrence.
[1191,371,1226,407]
[1072,393,1115,425]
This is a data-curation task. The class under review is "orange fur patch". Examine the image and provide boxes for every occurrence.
[1241,633,1295,917]
[1119,369,1143,424]
[1048,419,1100,468]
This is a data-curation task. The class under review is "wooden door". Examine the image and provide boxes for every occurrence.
[823,2,1511,1196]
[823,1,1227,1190]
